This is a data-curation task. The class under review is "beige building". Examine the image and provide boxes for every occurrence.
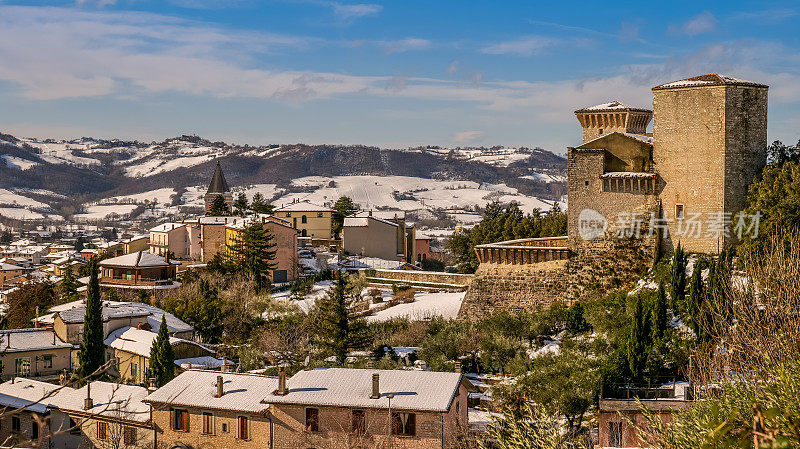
[0,262,23,286]
[0,328,73,381]
[225,215,299,283]
[149,222,201,260]
[568,74,768,255]
[98,251,181,291]
[104,326,216,384]
[343,212,416,262]
[199,216,239,263]
[144,368,471,449]
[123,234,150,254]
[0,378,81,448]
[275,200,334,240]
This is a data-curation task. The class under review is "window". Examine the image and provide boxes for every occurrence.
[352,410,365,434]
[317,212,323,218]
[97,421,108,440]
[42,355,53,369]
[585,180,589,186]
[237,416,249,440]
[599,128,604,135]
[221,422,229,433]
[202,412,214,435]
[131,362,138,379]
[31,419,38,439]
[171,408,189,432]
[609,421,624,447]
[15,358,30,377]
[392,412,416,437]
[285,212,292,217]
[11,416,19,432]
[305,408,319,432]
[301,215,307,224]
[675,204,685,220]
[124,426,137,445]
[301,229,307,237]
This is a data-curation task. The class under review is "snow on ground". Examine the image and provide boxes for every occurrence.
[0,207,46,220]
[232,184,284,202]
[520,172,567,183]
[102,188,176,205]
[74,204,140,221]
[366,291,466,322]
[0,189,49,208]
[125,154,218,178]
[181,186,205,208]
[21,139,101,165]
[270,280,333,313]
[12,188,66,199]
[271,175,561,224]
[1,154,39,170]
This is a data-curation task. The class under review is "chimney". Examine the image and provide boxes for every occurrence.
[221,357,227,373]
[6,332,10,348]
[455,363,462,374]
[370,373,380,399]
[276,366,287,396]
[148,378,157,394]
[53,331,56,346]
[216,375,224,398]
[84,383,93,410]
[34,307,39,328]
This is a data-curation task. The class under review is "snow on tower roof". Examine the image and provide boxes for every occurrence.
[575,101,652,113]
[653,74,768,90]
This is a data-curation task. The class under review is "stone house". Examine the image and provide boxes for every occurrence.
[0,378,80,449]
[149,223,201,260]
[0,262,23,286]
[198,216,238,263]
[103,326,216,384]
[0,329,73,382]
[275,200,335,241]
[49,381,154,449]
[144,367,472,449]
[98,251,180,290]
[225,214,299,283]
[122,234,150,255]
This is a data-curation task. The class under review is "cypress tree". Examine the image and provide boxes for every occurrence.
[312,272,372,364]
[626,294,652,381]
[226,222,277,291]
[669,243,687,311]
[653,282,668,341]
[149,315,175,387]
[78,259,105,382]
[61,264,78,299]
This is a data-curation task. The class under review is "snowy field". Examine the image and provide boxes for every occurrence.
[1,154,39,170]
[102,188,177,205]
[74,204,140,221]
[366,291,466,322]
[0,189,49,208]
[0,207,46,220]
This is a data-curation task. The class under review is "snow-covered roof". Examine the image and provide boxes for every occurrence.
[149,223,185,233]
[653,74,767,90]
[99,251,173,268]
[0,328,72,353]
[39,300,193,333]
[275,201,332,212]
[343,215,399,228]
[0,263,23,271]
[175,356,224,370]
[50,381,151,423]
[265,368,465,412]
[601,171,657,179]
[0,379,75,414]
[122,234,149,243]
[144,370,277,413]
[58,303,151,324]
[104,326,208,358]
[575,100,651,113]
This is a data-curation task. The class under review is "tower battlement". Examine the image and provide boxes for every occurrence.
[574,101,652,144]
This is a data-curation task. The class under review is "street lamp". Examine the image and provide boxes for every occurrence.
[387,393,395,449]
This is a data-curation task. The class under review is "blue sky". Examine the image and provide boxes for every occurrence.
[0,1,798,153]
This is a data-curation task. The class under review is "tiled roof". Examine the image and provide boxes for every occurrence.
[50,381,151,423]
[0,379,75,414]
[144,370,277,413]
[99,251,171,268]
[653,74,768,90]
[104,327,209,358]
[264,368,464,412]
[0,328,72,353]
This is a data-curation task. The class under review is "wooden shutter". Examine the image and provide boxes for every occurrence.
[238,416,248,440]
[182,410,189,432]
[406,413,416,436]
[169,409,175,430]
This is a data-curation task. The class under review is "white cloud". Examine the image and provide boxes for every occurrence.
[75,0,117,6]
[446,60,459,75]
[673,11,717,36]
[331,2,382,20]
[382,38,431,55]
[482,36,554,56]
[453,131,484,144]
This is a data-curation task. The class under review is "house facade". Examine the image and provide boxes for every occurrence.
[343,212,416,262]
[98,251,180,290]
[275,201,334,241]
[0,329,73,381]
[150,223,201,260]
[225,215,299,283]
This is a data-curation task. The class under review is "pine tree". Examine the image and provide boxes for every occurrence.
[565,302,590,334]
[669,243,687,311]
[332,196,358,239]
[251,193,274,214]
[233,192,249,216]
[149,315,175,387]
[312,272,372,364]
[626,294,652,381]
[653,282,668,341]
[207,195,230,216]
[78,259,105,382]
[74,236,85,252]
[60,264,78,299]
[226,222,277,291]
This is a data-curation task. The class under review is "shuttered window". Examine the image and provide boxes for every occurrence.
[124,426,136,445]
[170,408,189,432]
[202,412,214,435]
[97,421,108,440]
[237,416,249,440]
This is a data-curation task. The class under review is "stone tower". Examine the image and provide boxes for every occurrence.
[652,74,768,254]
[204,161,233,214]
[574,101,653,144]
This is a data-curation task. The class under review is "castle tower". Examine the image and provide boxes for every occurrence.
[652,74,768,253]
[575,101,653,144]
[204,161,233,214]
